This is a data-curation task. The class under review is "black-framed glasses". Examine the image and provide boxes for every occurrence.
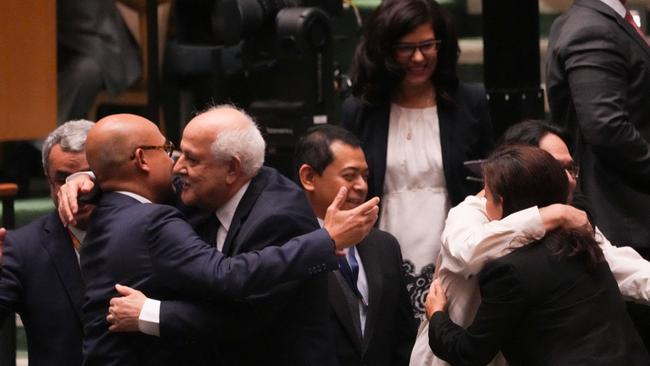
[394,39,442,59]
[130,140,175,159]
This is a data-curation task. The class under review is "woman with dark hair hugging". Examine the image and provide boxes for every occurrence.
[341,0,492,321]
[425,145,650,366]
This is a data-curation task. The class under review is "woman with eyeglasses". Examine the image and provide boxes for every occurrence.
[341,0,493,324]
[425,145,650,366]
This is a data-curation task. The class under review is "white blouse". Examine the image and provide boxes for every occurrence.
[379,103,450,318]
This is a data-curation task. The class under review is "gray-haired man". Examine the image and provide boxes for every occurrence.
[0,120,94,366]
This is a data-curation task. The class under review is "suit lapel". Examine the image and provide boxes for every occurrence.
[357,239,383,352]
[41,213,85,324]
[329,272,364,351]
[222,169,267,255]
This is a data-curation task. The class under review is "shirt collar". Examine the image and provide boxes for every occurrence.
[599,0,627,18]
[215,181,251,232]
[115,191,152,203]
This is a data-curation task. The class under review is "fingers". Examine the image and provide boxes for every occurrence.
[57,185,78,227]
[328,187,349,212]
[354,196,380,216]
[433,278,443,295]
[115,284,135,296]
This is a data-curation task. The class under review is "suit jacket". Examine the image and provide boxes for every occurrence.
[80,192,336,366]
[57,0,140,95]
[340,82,493,207]
[160,166,336,366]
[429,240,650,366]
[329,229,416,366]
[0,212,85,366]
[546,0,650,253]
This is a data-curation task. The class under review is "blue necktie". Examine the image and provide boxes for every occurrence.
[338,246,363,300]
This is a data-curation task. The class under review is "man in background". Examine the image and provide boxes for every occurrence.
[295,124,416,366]
[547,0,650,349]
[0,120,95,366]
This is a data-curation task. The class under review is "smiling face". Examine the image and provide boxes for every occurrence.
[173,115,233,212]
[303,141,369,219]
[395,22,438,91]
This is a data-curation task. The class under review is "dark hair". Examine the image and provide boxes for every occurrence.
[483,145,603,265]
[350,0,459,105]
[499,119,572,151]
[294,124,362,175]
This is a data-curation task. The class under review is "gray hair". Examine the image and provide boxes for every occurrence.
[207,105,266,177]
[42,119,95,175]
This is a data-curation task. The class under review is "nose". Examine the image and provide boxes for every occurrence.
[352,175,368,196]
[411,47,426,62]
[173,154,186,175]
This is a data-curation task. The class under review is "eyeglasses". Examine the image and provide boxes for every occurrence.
[130,140,175,159]
[561,161,580,179]
[394,39,442,59]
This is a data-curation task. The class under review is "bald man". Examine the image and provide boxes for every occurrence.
[79,114,379,366]
[106,106,344,365]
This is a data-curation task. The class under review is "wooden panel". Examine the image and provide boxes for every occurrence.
[0,0,56,141]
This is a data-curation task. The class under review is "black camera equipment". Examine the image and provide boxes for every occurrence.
[164,0,340,177]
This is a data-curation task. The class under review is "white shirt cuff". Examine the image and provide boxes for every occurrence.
[138,298,161,336]
[65,171,95,182]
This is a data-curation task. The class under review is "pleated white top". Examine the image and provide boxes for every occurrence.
[379,103,450,317]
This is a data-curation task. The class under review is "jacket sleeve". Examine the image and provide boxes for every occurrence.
[440,196,545,278]
[553,23,650,184]
[158,209,320,340]
[145,206,337,302]
[428,262,525,366]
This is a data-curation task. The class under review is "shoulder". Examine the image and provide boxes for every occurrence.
[340,96,365,130]
[245,169,318,230]
[363,228,402,258]
[454,82,488,105]
[550,4,621,49]
[6,212,56,244]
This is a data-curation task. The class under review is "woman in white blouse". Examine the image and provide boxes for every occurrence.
[341,0,492,320]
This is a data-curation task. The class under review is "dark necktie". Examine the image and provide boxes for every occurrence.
[625,11,649,45]
[338,246,363,301]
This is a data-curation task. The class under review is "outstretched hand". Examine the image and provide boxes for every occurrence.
[107,284,147,332]
[323,187,380,251]
[58,173,95,227]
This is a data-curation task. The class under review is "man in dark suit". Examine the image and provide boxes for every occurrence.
[81,112,378,365]
[57,0,140,122]
[546,0,650,349]
[295,124,416,366]
[0,120,95,366]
